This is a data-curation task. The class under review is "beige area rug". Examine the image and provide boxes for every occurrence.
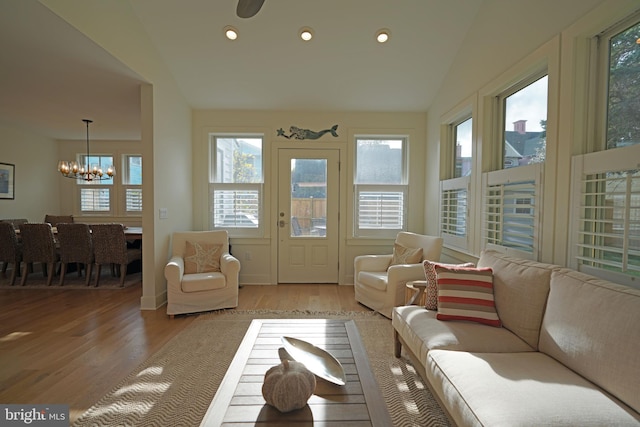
[72,310,450,427]
[0,267,141,289]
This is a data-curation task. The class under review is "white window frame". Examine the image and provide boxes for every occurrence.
[594,13,640,152]
[439,95,477,253]
[122,154,142,216]
[77,153,115,215]
[209,134,264,238]
[353,136,408,239]
[498,72,548,170]
[570,144,640,288]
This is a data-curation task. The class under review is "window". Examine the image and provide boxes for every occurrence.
[440,118,472,250]
[78,154,114,213]
[501,75,548,169]
[123,155,142,214]
[568,16,640,286]
[602,19,640,150]
[210,135,263,236]
[354,137,407,237]
[482,163,543,259]
[571,144,640,285]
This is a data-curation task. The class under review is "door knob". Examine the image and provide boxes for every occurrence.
[279,220,286,228]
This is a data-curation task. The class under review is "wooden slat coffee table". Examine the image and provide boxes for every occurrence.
[200,318,392,426]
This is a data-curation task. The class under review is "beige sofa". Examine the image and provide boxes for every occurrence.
[392,250,640,426]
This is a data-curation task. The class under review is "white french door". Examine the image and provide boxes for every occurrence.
[277,149,339,283]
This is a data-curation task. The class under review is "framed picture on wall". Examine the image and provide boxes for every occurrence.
[0,162,15,200]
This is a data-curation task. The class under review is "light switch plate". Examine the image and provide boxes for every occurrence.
[159,208,168,219]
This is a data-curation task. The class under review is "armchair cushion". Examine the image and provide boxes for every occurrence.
[184,241,222,274]
[182,272,226,292]
[389,243,423,268]
[357,271,389,291]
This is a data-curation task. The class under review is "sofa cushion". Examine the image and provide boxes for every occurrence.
[539,268,640,414]
[426,349,640,427]
[423,260,475,310]
[436,266,501,327]
[389,243,423,268]
[357,271,388,291]
[392,306,533,365]
[477,250,557,349]
[184,241,222,274]
[181,271,226,292]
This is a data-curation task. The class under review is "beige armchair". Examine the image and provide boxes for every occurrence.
[354,232,443,318]
[165,230,240,316]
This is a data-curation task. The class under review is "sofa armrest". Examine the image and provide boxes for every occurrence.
[354,254,393,272]
[164,256,184,284]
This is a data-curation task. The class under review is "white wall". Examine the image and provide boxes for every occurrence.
[42,0,192,309]
[192,109,428,285]
[0,123,60,221]
[425,0,640,265]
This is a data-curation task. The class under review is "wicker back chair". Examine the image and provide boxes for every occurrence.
[0,222,22,285]
[19,223,59,286]
[91,224,142,287]
[57,223,94,286]
[44,214,74,227]
[0,218,28,230]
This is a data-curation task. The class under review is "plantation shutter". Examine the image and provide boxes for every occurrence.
[570,145,640,283]
[210,185,260,228]
[440,176,469,250]
[355,185,406,233]
[80,188,110,212]
[482,163,542,258]
[125,188,143,212]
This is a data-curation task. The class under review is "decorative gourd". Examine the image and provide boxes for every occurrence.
[262,359,317,413]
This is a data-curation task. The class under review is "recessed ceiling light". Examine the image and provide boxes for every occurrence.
[299,27,314,42]
[224,26,238,41]
[376,29,391,43]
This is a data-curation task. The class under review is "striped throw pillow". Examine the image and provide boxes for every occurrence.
[423,260,475,310]
[435,265,502,327]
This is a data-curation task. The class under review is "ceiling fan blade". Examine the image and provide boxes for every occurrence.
[236,0,265,18]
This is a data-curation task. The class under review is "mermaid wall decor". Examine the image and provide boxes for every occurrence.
[277,124,338,140]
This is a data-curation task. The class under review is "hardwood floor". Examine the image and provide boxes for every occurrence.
[0,283,370,423]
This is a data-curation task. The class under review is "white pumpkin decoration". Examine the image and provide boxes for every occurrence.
[262,359,317,413]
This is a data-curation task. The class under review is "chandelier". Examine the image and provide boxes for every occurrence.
[57,119,115,181]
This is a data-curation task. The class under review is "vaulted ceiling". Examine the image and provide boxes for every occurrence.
[0,0,603,141]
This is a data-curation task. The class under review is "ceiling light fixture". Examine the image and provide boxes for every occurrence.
[299,27,314,41]
[375,29,391,44]
[58,119,115,182]
[224,26,238,40]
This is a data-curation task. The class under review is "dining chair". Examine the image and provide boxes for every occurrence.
[19,223,59,286]
[91,223,142,287]
[0,222,22,285]
[44,214,74,227]
[57,223,94,286]
[0,218,28,230]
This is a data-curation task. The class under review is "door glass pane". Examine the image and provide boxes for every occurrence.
[290,158,327,237]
